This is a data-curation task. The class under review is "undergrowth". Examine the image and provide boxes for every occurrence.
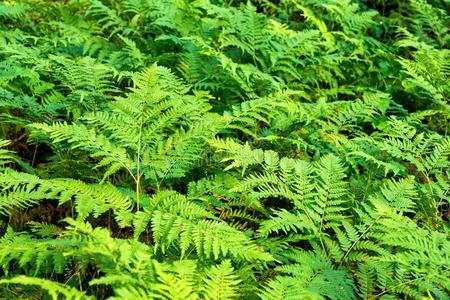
[0,0,449,299]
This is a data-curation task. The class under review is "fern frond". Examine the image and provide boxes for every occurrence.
[0,276,93,300]
[0,3,29,19]
[0,169,133,224]
[311,154,349,229]
[202,260,241,300]
[151,210,272,262]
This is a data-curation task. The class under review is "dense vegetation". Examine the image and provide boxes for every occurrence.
[0,0,449,299]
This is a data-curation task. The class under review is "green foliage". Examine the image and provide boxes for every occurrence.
[0,275,93,300]
[260,251,356,300]
[0,0,449,299]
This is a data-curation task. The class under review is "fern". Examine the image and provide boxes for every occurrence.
[260,251,356,300]
[31,65,216,195]
[151,211,272,261]
[0,276,93,300]
[202,260,242,300]
[0,169,133,224]
[0,140,16,166]
[1,0,449,299]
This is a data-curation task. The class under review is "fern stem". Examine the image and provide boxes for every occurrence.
[31,144,38,167]
[136,89,144,211]
[339,216,381,267]
[136,171,141,211]
[369,276,427,299]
